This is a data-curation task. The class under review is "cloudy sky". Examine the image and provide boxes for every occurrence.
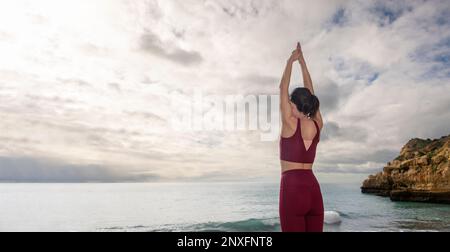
[0,0,449,182]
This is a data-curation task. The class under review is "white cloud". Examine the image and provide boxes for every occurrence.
[0,0,449,181]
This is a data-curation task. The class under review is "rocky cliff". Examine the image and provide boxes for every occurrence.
[361,135,450,204]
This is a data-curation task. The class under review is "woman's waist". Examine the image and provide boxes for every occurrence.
[281,167,319,187]
[281,168,314,176]
[281,160,314,172]
[280,161,317,179]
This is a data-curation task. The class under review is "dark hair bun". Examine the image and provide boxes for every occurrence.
[290,88,320,118]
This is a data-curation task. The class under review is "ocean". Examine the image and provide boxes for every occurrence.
[0,181,449,232]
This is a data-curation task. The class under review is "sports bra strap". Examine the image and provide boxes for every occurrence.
[312,119,319,131]
[300,117,319,131]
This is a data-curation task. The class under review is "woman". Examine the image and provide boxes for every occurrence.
[279,42,324,232]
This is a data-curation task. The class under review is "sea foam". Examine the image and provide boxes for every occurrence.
[324,211,342,225]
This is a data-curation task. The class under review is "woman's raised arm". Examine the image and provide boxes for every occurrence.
[297,43,315,95]
[280,48,301,122]
[297,42,323,128]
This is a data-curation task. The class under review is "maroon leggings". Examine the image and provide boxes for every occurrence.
[279,169,324,232]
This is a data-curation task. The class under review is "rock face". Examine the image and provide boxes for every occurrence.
[361,135,450,204]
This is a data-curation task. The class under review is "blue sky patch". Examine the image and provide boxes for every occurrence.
[332,8,347,26]
[371,3,412,26]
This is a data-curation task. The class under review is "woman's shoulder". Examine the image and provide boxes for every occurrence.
[311,118,323,131]
[283,116,298,129]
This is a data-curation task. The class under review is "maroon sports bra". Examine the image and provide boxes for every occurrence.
[280,117,320,163]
